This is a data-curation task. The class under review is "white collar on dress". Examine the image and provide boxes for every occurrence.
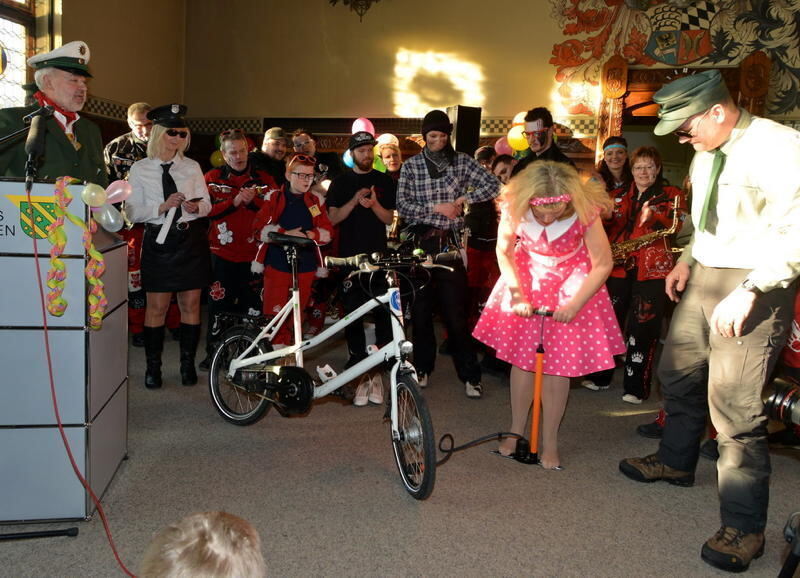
[521,211,578,241]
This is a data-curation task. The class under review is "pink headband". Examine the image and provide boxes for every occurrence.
[530,194,571,207]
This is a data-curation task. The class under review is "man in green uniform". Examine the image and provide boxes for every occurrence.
[0,40,107,186]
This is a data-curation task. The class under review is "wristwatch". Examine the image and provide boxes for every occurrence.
[740,278,764,297]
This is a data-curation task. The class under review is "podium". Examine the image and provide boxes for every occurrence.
[0,179,128,522]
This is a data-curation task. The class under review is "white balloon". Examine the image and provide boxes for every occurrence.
[93,203,124,232]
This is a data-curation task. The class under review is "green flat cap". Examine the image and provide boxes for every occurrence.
[27,40,92,77]
[653,69,730,136]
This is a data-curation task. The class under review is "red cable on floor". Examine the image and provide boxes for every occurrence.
[26,185,136,577]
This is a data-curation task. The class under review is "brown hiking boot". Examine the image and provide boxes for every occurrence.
[618,453,694,486]
[701,526,764,572]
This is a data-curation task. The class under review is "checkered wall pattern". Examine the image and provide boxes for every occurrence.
[480,116,597,137]
[84,96,127,120]
[187,118,262,135]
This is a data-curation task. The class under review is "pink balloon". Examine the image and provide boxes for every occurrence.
[494,137,513,156]
[352,117,376,136]
[105,180,133,204]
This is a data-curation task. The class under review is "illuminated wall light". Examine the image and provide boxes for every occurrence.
[393,48,485,117]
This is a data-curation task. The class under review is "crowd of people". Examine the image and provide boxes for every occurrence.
[4,40,800,575]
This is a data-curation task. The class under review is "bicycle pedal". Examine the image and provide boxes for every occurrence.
[316,364,337,382]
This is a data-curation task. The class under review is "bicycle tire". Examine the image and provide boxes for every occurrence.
[209,326,272,426]
[391,376,436,500]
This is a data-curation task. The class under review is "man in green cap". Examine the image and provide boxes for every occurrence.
[0,40,107,186]
[619,69,800,572]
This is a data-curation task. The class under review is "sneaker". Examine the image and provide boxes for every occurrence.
[465,381,483,399]
[581,379,609,391]
[622,393,643,405]
[132,333,145,347]
[368,373,384,405]
[353,375,370,407]
[618,454,694,486]
[699,438,719,461]
[636,421,664,439]
[416,372,428,388]
[701,526,764,572]
[768,427,800,449]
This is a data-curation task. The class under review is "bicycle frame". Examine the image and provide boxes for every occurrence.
[225,270,413,435]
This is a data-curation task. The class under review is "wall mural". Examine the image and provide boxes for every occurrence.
[548,0,800,116]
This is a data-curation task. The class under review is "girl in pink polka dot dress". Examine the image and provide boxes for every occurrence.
[473,161,625,469]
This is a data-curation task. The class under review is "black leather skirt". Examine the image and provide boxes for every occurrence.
[141,219,211,292]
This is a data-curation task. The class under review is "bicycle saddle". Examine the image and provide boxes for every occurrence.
[268,231,317,248]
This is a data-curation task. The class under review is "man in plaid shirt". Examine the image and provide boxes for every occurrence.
[397,109,500,398]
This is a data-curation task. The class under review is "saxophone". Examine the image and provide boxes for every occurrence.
[611,195,681,265]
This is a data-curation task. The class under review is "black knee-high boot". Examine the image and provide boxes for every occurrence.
[180,323,201,386]
[143,326,165,389]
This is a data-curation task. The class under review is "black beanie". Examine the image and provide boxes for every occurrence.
[421,110,453,136]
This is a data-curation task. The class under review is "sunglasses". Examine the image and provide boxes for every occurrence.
[674,110,710,140]
[289,154,317,165]
[522,129,549,138]
[166,129,188,138]
[220,128,245,138]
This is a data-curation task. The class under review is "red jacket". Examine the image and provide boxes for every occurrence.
[251,186,333,273]
[605,183,686,281]
[205,165,278,262]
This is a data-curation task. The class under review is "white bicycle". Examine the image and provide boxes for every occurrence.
[208,232,454,499]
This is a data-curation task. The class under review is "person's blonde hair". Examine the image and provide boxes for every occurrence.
[139,511,266,578]
[147,124,191,159]
[501,160,611,228]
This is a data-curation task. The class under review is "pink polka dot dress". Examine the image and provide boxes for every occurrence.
[473,212,624,376]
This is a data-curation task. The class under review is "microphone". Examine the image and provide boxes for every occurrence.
[24,112,48,158]
[22,105,54,125]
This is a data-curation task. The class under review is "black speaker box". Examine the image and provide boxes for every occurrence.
[446,105,482,157]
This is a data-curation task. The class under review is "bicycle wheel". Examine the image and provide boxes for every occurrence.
[209,326,272,426]
[391,375,436,500]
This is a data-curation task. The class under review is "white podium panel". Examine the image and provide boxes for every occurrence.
[0,178,129,522]
[0,426,87,520]
[0,256,88,326]
[0,327,86,425]
[89,302,127,419]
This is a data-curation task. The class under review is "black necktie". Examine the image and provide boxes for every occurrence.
[161,162,181,220]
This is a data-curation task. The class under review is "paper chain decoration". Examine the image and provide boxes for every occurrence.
[46,177,107,330]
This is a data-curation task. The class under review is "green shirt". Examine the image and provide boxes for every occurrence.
[0,105,108,187]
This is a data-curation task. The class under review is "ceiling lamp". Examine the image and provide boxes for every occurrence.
[329,0,381,21]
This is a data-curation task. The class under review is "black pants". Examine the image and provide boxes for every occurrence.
[410,261,480,384]
[205,255,262,352]
[657,264,793,533]
[585,269,666,398]
[340,272,392,365]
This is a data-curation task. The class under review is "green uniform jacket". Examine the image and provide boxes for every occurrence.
[0,105,108,186]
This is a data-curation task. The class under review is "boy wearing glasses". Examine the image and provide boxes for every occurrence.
[251,153,333,346]
[510,107,574,179]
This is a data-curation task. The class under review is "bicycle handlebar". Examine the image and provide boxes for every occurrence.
[325,250,461,271]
